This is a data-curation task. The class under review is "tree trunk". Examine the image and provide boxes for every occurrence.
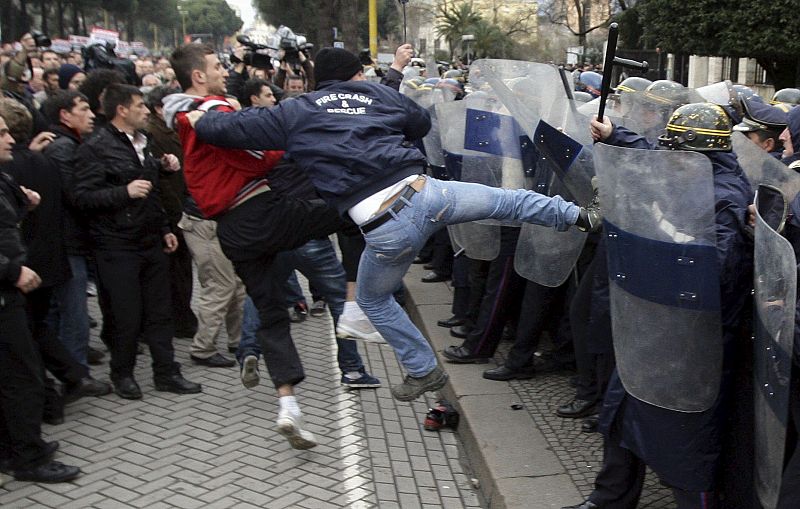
[39,0,48,34]
[336,0,360,51]
[20,0,30,35]
[127,7,136,41]
[56,0,65,38]
[71,1,80,35]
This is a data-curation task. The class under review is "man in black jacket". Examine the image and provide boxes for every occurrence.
[74,84,201,400]
[0,115,81,483]
[42,90,101,370]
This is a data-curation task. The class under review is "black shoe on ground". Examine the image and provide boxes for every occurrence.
[561,501,599,509]
[421,271,450,283]
[190,353,235,368]
[437,316,465,328]
[87,346,105,365]
[422,262,436,270]
[449,325,472,339]
[442,345,489,364]
[412,255,431,265]
[482,364,536,381]
[2,441,61,472]
[154,374,202,394]
[582,415,599,433]
[556,398,596,419]
[64,377,112,403]
[13,460,80,483]
[113,377,142,400]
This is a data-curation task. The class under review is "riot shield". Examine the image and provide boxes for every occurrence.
[753,184,796,509]
[470,59,568,138]
[733,131,800,200]
[621,87,704,141]
[403,86,456,169]
[514,173,588,287]
[594,144,723,412]
[696,80,736,107]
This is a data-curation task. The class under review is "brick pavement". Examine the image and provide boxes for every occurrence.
[0,285,483,508]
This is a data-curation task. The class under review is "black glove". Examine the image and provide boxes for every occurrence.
[575,176,603,233]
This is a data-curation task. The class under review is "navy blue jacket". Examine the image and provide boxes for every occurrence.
[783,106,800,168]
[599,125,753,491]
[194,79,431,215]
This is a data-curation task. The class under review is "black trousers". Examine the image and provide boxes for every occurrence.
[26,286,87,385]
[504,280,569,371]
[95,244,177,380]
[777,365,800,508]
[459,229,526,357]
[569,251,614,402]
[169,230,197,335]
[217,192,346,389]
[0,289,50,470]
[590,435,718,509]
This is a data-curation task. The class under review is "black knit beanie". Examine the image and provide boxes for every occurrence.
[314,48,363,89]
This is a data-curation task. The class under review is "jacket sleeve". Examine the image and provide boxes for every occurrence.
[604,125,657,150]
[380,68,403,91]
[301,59,315,92]
[72,142,131,211]
[227,67,249,105]
[0,189,23,285]
[399,93,431,141]
[195,106,289,151]
[44,140,81,208]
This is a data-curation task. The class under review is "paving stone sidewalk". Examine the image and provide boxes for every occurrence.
[0,286,483,508]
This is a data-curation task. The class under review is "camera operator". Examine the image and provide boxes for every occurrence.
[1,32,51,134]
[275,49,314,93]
[227,40,283,106]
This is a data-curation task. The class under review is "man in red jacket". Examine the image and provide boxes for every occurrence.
[165,43,368,450]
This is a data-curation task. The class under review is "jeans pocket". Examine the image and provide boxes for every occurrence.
[365,224,415,267]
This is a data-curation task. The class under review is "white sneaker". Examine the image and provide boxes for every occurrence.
[240,355,260,389]
[275,410,317,450]
[336,315,386,344]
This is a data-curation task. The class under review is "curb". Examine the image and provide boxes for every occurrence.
[404,264,583,509]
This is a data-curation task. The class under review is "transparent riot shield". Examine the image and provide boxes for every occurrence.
[514,171,588,287]
[403,87,456,169]
[696,80,736,108]
[470,59,568,138]
[594,144,723,412]
[733,132,800,200]
[621,87,705,141]
[753,184,796,509]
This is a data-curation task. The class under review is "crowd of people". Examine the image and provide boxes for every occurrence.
[1,24,800,509]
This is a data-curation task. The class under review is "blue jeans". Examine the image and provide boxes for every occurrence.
[357,177,579,377]
[47,255,90,369]
[236,238,364,375]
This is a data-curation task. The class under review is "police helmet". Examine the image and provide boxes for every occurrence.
[403,77,425,90]
[658,103,732,152]
[572,91,594,103]
[733,84,760,103]
[771,88,800,106]
[443,69,464,82]
[615,76,651,94]
[643,80,686,106]
[578,71,602,97]
[410,58,426,68]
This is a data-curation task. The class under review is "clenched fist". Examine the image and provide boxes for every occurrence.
[127,179,153,199]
